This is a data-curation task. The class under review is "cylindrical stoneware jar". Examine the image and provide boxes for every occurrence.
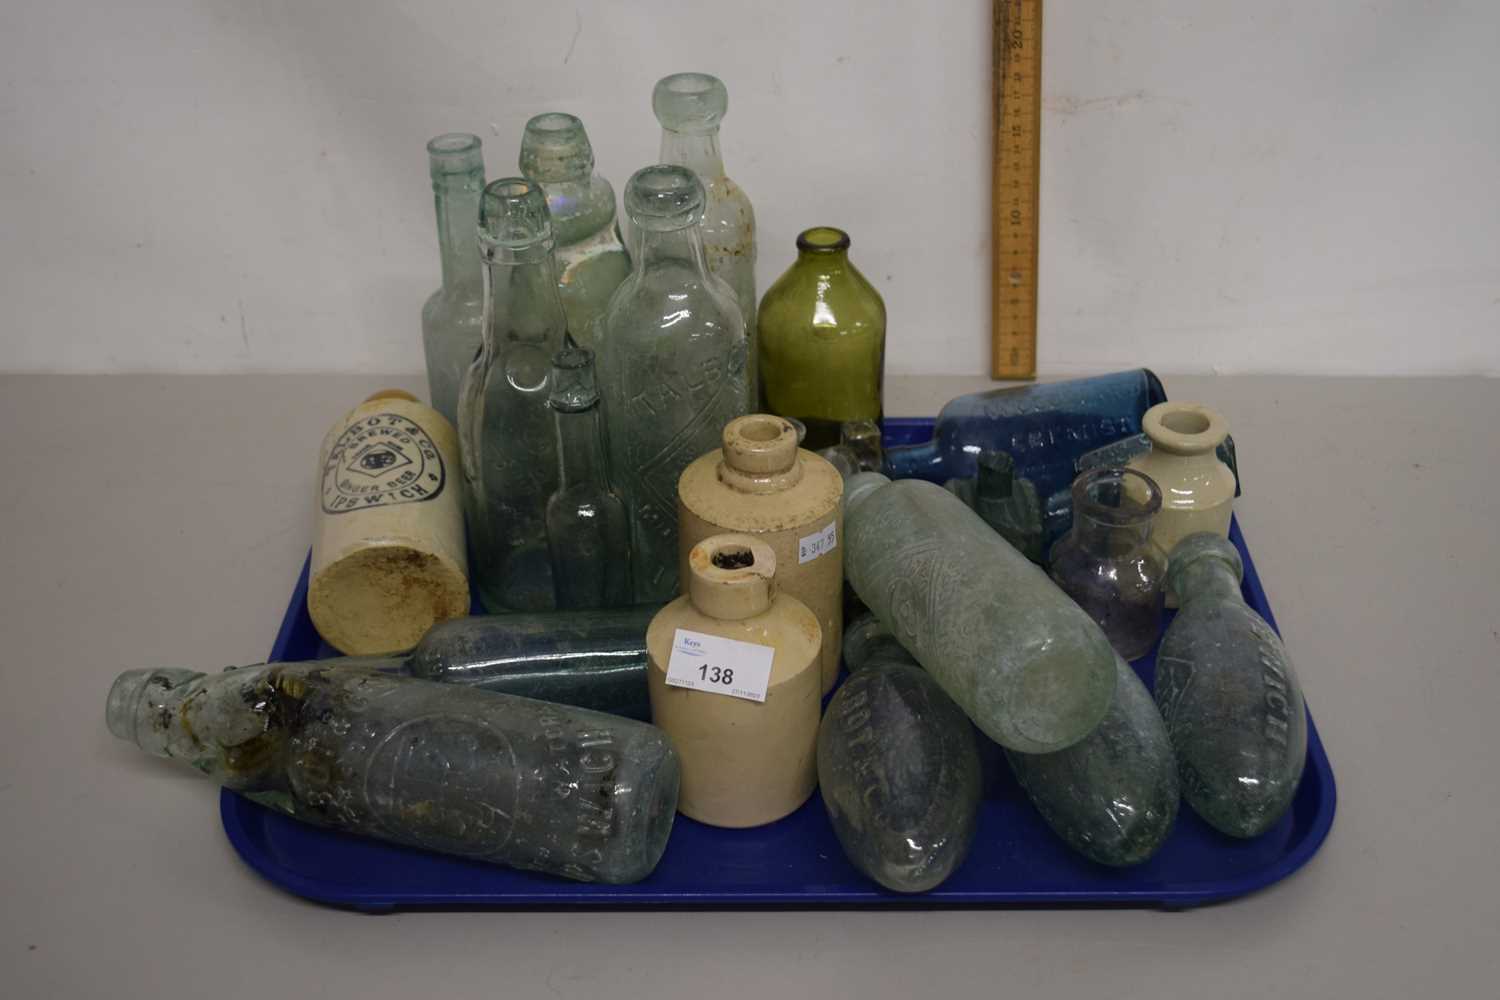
[677,413,843,692]
[309,389,470,654]
[647,534,822,828]
[1127,401,1236,560]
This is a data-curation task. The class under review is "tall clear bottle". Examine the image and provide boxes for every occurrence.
[106,662,679,883]
[518,113,631,348]
[653,73,757,395]
[458,178,568,612]
[597,165,749,601]
[421,134,487,427]
[545,343,632,609]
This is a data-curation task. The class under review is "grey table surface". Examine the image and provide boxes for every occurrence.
[2,373,1496,998]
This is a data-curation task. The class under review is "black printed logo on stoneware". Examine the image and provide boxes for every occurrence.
[321,413,445,515]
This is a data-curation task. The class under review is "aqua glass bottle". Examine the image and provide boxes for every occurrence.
[1155,533,1307,837]
[758,227,886,447]
[458,178,568,612]
[545,343,632,610]
[106,662,679,883]
[597,165,749,601]
[519,113,631,348]
[653,73,757,395]
[842,472,1117,753]
[421,133,486,427]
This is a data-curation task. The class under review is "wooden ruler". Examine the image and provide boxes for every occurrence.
[991,0,1042,379]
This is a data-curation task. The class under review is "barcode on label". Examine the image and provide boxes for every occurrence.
[664,628,775,703]
[799,521,838,564]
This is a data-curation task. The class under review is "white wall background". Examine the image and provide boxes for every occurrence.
[2,0,1497,377]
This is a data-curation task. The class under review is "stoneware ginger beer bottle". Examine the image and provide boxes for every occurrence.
[677,413,844,692]
[646,534,822,827]
[309,389,470,655]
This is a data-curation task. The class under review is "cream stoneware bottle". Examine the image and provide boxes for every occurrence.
[646,534,822,828]
[677,414,844,692]
[309,389,470,655]
[1127,401,1236,557]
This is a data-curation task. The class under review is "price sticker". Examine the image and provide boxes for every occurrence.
[798,521,838,564]
[664,628,775,703]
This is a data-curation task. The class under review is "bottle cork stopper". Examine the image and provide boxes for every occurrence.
[686,534,776,621]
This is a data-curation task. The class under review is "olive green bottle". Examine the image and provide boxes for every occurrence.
[757,227,886,449]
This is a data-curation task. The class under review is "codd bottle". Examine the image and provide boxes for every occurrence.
[421,133,486,427]
[544,343,632,610]
[653,72,757,394]
[518,113,631,347]
[459,178,568,612]
[1048,467,1168,660]
[843,472,1117,753]
[944,450,1045,564]
[407,603,662,719]
[1155,533,1307,837]
[883,370,1168,502]
[758,227,885,447]
[106,662,680,882]
[597,165,749,601]
[1006,654,1179,867]
[819,621,981,892]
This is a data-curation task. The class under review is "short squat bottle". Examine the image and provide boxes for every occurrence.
[106,662,680,883]
[819,621,981,892]
[653,73,757,392]
[843,472,1117,753]
[677,414,844,693]
[544,344,632,610]
[459,178,569,612]
[518,113,631,347]
[1126,402,1237,561]
[1006,654,1179,867]
[597,165,749,601]
[1048,467,1168,660]
[758,227,886,448]
[421,133,487,427]
[1155,533,1307,838]
[646,535,821,827]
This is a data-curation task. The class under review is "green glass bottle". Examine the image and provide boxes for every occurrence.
[518,113,631,348]
[758,228,886,449]
[421,133,486,428]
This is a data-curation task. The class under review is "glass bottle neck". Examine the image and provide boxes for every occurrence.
[482,248,567,348]
[659,128,725,178]
[435,174,484,294]
[1173,558,1244,605]
[634,224,713,278]
[554,403,610,490]
[798,247,849,270]
[1073,512,1152,557]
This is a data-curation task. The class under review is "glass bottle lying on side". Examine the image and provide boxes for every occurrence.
[820,613,981,892]
[1155,533,1307,838]
[106,662,679,883]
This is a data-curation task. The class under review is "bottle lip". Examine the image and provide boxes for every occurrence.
[625,164,705,231]
[519,112,595,181]
[478,177,555,252]
[686,535,776,620]
[1142,402,1228,455]
[796,227,851,254]
[653,72,728,134]
[1166,532,1244,589]
[1071,467,1162,526]
[427,133,484,176]
[548,344,600,412]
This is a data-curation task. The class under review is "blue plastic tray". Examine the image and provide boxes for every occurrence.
[222,418,1336,910]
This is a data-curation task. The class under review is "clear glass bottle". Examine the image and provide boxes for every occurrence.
[106,661,680,883]
[518,113,631,348]
[458,178,568,612]
[1155,533,1307,838]
[945,450,1046,564]
[545,343,632,610]
[653,72,757,394]
[1048,467,1168,660]
[842,472,1117,753]
[820,621,981,892]
[817,419,884,480]
[758,227,885,447]
[421,133,487,427]
[1006,654,1179,867]
[597,165,749,601]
